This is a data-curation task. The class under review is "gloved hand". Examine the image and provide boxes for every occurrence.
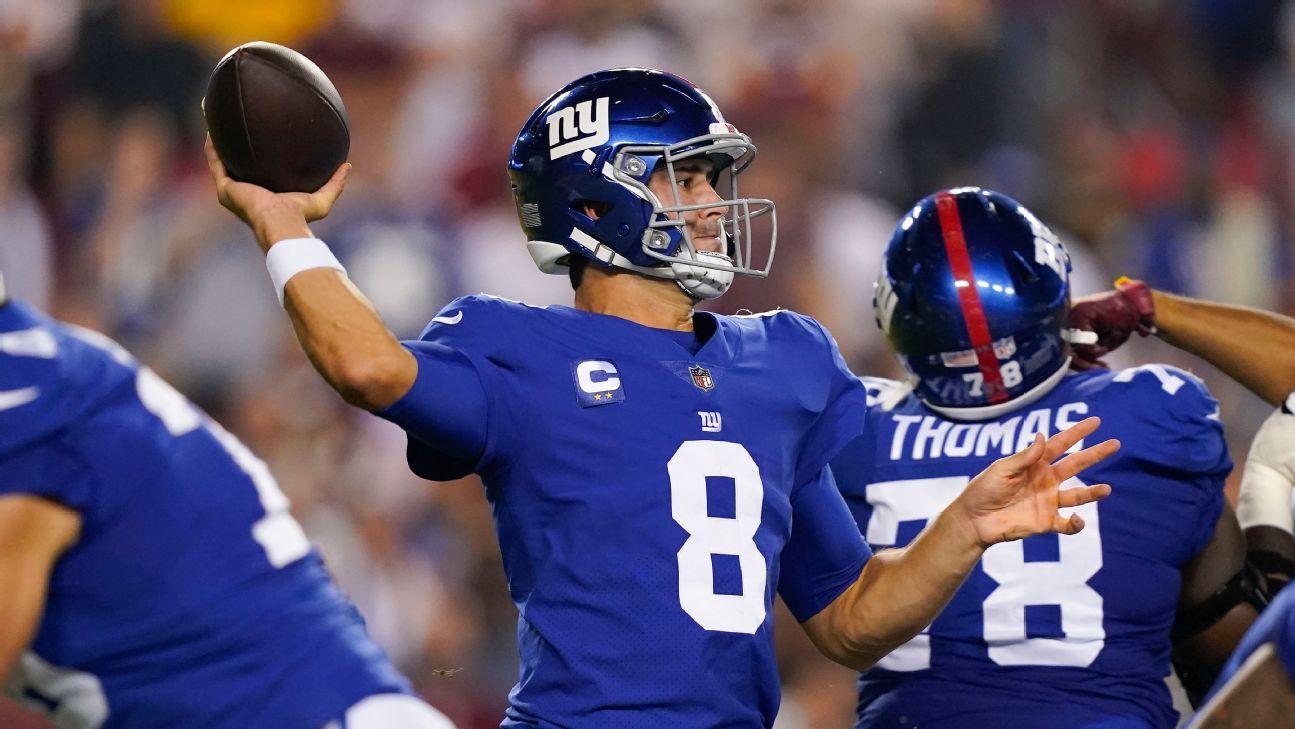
[1066,277,1156,371]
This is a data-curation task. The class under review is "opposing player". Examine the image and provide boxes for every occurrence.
[1069,280,1295,592]
[0,275,453,729]
[207,68,1118,727]
[830,188,1260,728]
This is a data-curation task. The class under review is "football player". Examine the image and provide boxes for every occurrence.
[0,275,454,729]
[207,68,1118,728]
[830,188,1261,728]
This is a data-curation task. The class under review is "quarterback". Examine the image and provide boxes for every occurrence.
[208,68,1118,727]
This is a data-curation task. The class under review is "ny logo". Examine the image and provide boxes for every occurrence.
[1022,209,1068,281]
[698,411,723,433]
[874,272,899,335]
[547,97,610,160]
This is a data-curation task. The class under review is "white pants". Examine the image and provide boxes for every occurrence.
[323,693,457,729]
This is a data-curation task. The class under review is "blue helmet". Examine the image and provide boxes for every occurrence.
[508,68,776,299]
[874,187,1073,418]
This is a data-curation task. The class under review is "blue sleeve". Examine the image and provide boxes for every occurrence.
[778,467,872,622]
[1128,366,1231,555]
[0,439,94,513]
[794,317,869,486]
[375,340,490,481]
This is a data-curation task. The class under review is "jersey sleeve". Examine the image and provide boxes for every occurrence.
[1116,365,1232,555]
[793,316,870,486]
[778,467,873,623]
[0,438,95,512]
[375,296,522,481]
[1237,394,1295,533]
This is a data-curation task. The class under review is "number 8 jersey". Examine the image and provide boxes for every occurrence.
[377,295,872,729]
[830,367,1231,729]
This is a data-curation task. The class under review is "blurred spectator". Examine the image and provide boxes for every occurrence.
[0,106,53,308]
[165,0,335,51]
[64,0,207,141]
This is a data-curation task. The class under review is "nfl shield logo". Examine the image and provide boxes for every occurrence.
[689,365,715,391]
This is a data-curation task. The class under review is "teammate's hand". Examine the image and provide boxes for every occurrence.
[205,135,350,250]
[1067,278,1157,370]
[952,417,1118,547]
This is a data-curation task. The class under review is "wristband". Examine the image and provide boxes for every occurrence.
[265,238,346,306]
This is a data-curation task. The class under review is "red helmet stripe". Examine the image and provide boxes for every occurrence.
[934,192,1008,404]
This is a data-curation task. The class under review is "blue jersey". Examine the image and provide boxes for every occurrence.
[378,295,872,728]
[0,301,410,729]
[830,367,1231,729]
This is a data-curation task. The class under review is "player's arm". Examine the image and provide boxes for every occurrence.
[0,495,80,682]
[1172,504,1264,706]
[1152,290,1295,407]
[205,137,415,411]
[802,418,1117,670]
[1069,279,1295,406]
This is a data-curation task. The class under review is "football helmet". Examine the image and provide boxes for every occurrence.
[875,187,1073,418]
[508,68,776,300]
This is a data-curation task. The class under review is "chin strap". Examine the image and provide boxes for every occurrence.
[553,230,738,300]
[673,251,735,300]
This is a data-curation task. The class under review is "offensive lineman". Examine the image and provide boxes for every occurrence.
[207,68,1118,727]
[0,273,454,729]
[831,188,1259,728]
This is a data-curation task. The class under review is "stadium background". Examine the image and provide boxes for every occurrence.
[0,0,1290,726]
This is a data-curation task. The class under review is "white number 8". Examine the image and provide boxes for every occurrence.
[668,440,767,634]
[864,476,1104,669]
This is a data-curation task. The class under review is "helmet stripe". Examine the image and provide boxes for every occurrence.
[934,192,1008,404]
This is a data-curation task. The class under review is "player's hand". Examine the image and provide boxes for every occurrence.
[1067,278,1157,370]
[952,417,1118,547]
[205,135,350,249]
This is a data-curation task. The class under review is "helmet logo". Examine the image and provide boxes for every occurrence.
[547,97,610,160]
[1021,208,1068,281]
[875,273,899,335]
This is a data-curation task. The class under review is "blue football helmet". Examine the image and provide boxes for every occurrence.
[508,68,776,299]
[875,187,1073,418]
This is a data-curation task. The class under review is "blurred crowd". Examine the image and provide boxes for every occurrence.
[2,0,1294,726]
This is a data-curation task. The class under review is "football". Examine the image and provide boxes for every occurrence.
[203,42,350,193]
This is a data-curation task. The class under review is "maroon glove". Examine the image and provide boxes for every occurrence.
[1066,277,1156,371]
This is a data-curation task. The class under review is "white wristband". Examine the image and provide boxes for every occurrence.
[265,238,346,306]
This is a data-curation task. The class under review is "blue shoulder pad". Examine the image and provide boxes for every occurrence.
[416,294,535,350]
[857,376,912,412]
[1106,364,1230,478]
[0,310,83,454]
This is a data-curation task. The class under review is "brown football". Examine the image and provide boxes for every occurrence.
[204,42,349,193]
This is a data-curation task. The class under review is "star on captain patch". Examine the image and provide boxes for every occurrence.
[689,365,715,392]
